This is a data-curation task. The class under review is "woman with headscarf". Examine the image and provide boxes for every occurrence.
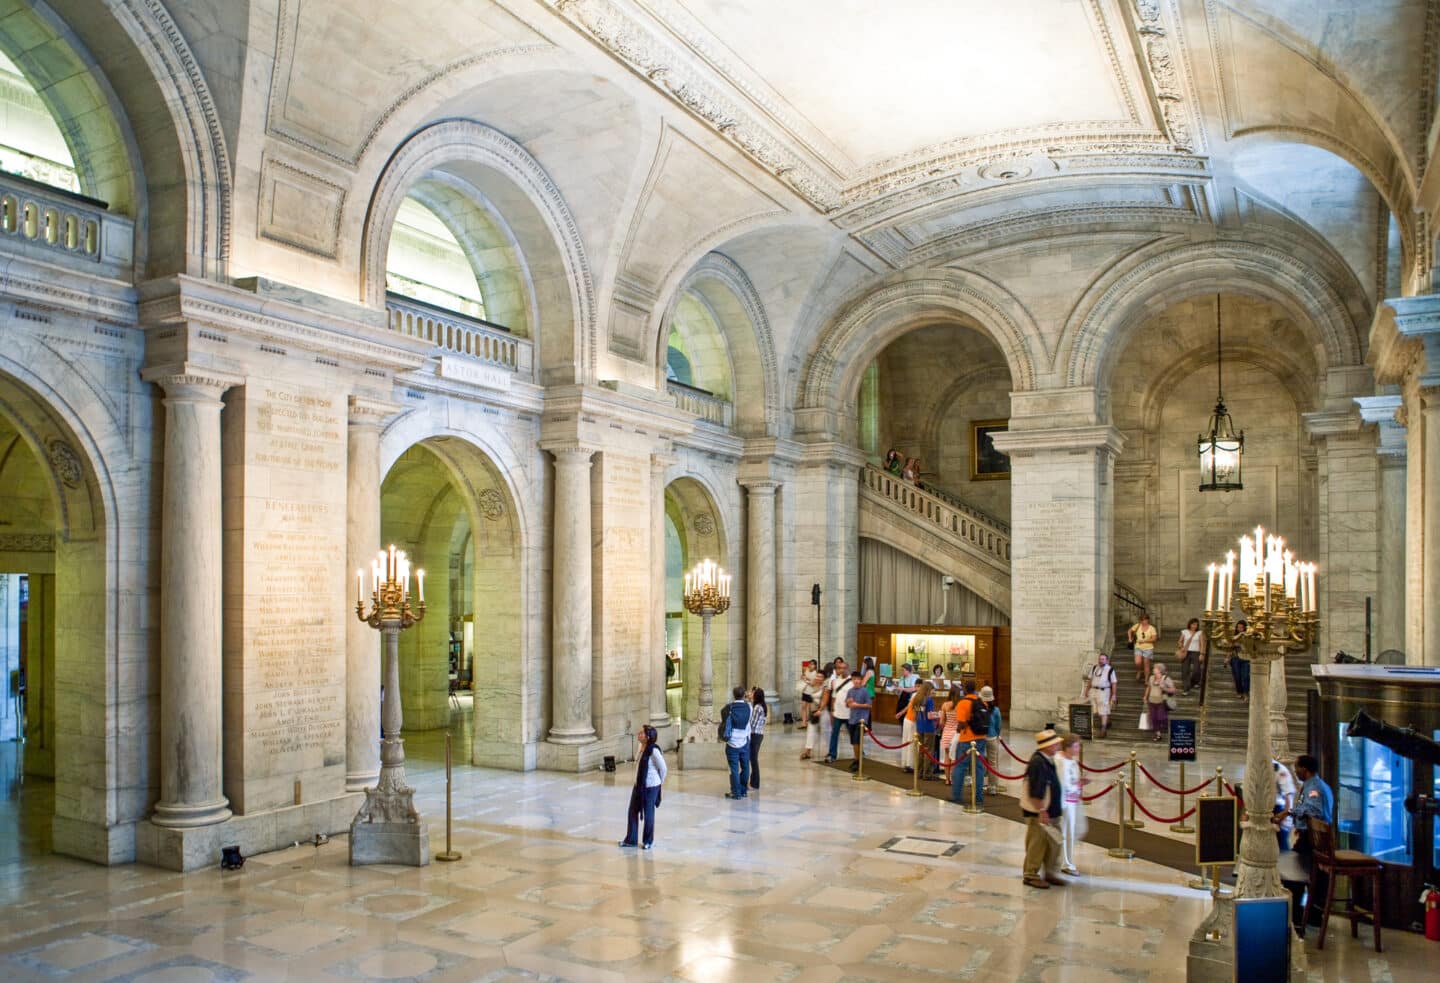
[619,724,666,850]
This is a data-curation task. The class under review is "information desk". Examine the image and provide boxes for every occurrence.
[1309,663,1440,933]
[856,624,1009,723]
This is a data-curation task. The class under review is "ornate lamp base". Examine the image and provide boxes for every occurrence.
[350,775,430,866]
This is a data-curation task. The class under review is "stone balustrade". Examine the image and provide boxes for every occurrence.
[386,292,533,377]
[0,171,133,272]
[860,464,1010,564]
[666,379,734,428]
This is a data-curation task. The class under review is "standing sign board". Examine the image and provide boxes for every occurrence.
[1196,796,1238,866]
[1068,701,1093,740]
[1169,718,1197,762]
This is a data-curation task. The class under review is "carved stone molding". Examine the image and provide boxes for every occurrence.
[477,487,506,521]
[0,533,54,552]
[45,439,83,489]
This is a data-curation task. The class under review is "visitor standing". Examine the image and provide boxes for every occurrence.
[980,685,1004,795]
[912,682,937,779]
[1082,652,1118,738]
[937,688,962,785]
[844,670,872,772]
[1057,733,1084,875]
[860,656,876,697]
[1177,618,1206,695]
[1128,612,1158,682]
[798,663,824,759]
[1020,728,1066,889]
[950,680,986,807]
[721,687,752,799]
[1227,620,1251,701]
[1272,757,1297,852]
[1144,664,1176,742]
[747,687,767,791]
[823,660,853,763]
[896,662,920,747]
[619,724,665,849]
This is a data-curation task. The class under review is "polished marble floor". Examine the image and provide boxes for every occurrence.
[0,715,1434,982]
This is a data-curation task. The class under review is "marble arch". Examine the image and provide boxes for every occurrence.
[663,472,733,718]
[0,343,134,862]
[1062,239,1364,394]
[658,252,779,435]
[378,424,533,768]
[360,119,595,385]
[797,271,1040,435]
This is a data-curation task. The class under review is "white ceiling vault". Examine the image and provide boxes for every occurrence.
[546,0,1431,289]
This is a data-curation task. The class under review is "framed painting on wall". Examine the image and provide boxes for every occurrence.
[970,419,1010,480]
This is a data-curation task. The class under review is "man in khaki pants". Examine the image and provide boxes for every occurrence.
[1020,728,1066,889]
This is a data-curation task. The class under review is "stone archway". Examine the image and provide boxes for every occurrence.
[0,365,112,859]
[379,435,526,769]
[663,476,730,726]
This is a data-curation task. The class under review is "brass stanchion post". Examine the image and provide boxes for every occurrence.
[1171,761,1195,834]
[851,723,870,782]
[1124,750,1144,829]
[436,732,461,862]
[907,739,922,797]
[963,744,981,814]
[1108,778,1134,859]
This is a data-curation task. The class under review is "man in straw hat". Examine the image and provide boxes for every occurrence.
[1020,727,1067,889]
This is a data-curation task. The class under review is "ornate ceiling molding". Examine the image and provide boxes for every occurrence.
[549,0,842,211]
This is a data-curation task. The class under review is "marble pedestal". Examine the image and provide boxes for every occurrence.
[1185,893,1234,982]
[349,794,430,867]
[677,739,728,770]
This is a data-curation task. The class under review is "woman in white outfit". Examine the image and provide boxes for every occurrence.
[1057,732,1085,875]
[798,663,825,759]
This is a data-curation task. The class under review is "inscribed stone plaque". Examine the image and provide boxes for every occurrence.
[223,383,347,814]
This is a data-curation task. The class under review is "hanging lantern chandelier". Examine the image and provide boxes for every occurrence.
[1197,294,1244,492]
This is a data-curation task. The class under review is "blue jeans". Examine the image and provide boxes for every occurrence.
[827,716,848,760]
[1230,657,1250,696]
[748,734,763,788]
[725,744,749,796]
[951,739,985,805]
[624,784,660,845]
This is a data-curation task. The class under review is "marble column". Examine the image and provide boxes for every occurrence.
[1377,454,1407,654]
[344,398,389,791]
[549,447,597,743]
[1423,389,1440,666]
[743,480,778,698]
[990,421,1124,730]
[148,371,238,828]
[650,454,672,728]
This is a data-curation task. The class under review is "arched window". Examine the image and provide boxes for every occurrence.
[666,291,731,398]
[0,51,79,194]
[385,197,487,320]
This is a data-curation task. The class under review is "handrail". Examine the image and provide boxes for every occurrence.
[1114,579,1146,612]
[917,478,1010,534]
[386,292,533,377]
[859,464,1010,565]
[666,379,733,428]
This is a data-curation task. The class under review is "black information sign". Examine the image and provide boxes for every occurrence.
[1068,701,1093,740]
[1196,796,1238,866]
[1169,718,1197,762]
[1233,897,1291,983]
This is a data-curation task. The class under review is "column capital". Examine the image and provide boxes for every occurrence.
[740,478,781,495]
[1354,395,1407,458]
[141,363,243,402]
[988,424,1125,458]
[1370,294,1440,386]
[348,394,405,428]
[1301,407,1362,439]
[542,442,599,466]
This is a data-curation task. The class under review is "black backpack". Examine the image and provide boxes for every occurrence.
[717,702,731,741]
[968,695,992,735]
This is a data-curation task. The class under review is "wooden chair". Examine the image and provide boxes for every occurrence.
[1305,818,1383,951]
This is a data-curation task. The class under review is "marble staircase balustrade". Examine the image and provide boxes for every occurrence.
[860,464,1011,566]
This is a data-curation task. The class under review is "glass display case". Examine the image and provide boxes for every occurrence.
[1434,729,1439,873]
[1337,723,1412,863]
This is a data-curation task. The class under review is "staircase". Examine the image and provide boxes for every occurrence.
[857,465,1011,614]
[1198,644,1317,752]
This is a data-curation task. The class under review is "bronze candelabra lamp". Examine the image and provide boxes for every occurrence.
[1198,526,1317,969]
[681,558,731,737]
[349,545,429,865]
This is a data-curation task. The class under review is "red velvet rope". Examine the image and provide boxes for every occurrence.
[1079,758,1126,774]
[975,751,1028,782]
[1081,784,1115,802]
[864,729,912,751]
[1137,763,1216,796]
[998,738,1029,763]
[1224,781,1239,797]
[1124,784,1198,824]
